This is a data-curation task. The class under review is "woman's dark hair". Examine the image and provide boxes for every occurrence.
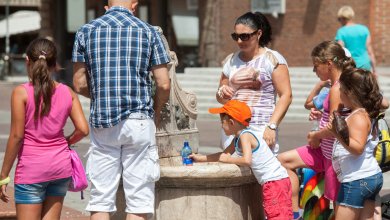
[311,41,356,72]
[339,68,382,119]
[235,12,272,47]
[26,38,57,120]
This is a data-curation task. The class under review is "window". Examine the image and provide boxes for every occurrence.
[67,0,86,32]
[251,0,286,15]
[186,0,198,10]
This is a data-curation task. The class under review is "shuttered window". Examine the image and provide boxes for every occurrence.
[251,0,286,14]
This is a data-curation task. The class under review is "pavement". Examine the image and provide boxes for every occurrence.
[0,72,389,218]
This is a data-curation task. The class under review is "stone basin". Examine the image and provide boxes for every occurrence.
[159,157,256,188]
[154,157,264,220]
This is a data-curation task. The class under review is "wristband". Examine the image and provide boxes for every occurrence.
[0,176,10,186]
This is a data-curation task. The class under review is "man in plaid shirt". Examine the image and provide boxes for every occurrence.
[72,0,170,219]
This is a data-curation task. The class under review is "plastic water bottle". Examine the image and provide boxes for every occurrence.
[311,119,320,131]
[313,87,329,110]
[181,141,193,166]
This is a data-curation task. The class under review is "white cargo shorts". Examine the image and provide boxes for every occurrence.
[85,113,160,214]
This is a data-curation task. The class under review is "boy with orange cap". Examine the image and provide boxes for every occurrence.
[191,100,292,219]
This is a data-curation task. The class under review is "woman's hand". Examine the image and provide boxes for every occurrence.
[307,131,321,148]
[0,185,9,203]
[217,85,236,100]
[263,128,276,147]
[309,108,322,121]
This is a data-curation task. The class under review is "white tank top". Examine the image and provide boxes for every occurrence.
[234,129,288,185]
[332,108,382,182]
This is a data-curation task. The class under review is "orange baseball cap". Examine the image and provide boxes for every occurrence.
[208,100,252,126]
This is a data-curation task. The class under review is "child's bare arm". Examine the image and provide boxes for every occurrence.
[304,81,328,110]
[190,143,235,162]
[65,87,89,146]
[190,153,218,162]
[335,113,370,155]
[1,86,26,203]
[308,84,341,147]
[219,133,253,167]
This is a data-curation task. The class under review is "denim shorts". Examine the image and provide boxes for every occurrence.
[337,172,383,208]
[14,177,71,204]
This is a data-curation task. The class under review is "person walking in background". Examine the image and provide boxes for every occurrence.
[278,41,356,219]
[72,0,170,219]
[335,5,376,73]
[329,68,383,219]
[216,12,292,154]
[0,38,89,220]
[191,100,292,220]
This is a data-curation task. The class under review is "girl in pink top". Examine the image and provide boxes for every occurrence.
[0,38,88,220]
[278,41,356,219]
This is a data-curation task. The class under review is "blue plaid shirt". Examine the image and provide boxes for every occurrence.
[72,6,170,128]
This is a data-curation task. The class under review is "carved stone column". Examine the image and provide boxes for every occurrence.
[155,26,200,159]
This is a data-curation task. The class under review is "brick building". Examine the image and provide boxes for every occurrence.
[2,0,389,77]
[198,0,390,67]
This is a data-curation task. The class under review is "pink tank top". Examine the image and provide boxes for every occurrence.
[318,94,335,159]
[15,83,73,184]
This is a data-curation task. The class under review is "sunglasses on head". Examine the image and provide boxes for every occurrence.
[231,30,258,41]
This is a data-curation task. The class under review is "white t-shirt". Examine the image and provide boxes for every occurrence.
[223,48,288,128]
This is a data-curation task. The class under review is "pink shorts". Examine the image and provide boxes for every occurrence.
[262,178,293,220]
[296,145,340,201]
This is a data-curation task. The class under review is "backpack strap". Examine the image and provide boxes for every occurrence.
[372,112,386,139]
[373,112,390,171]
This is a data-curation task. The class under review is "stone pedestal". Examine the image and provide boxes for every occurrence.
[155,158,263,220]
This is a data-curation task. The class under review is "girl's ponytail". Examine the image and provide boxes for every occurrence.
[26,39,57,120]
[339,68,382,119]
[340,56,356,73]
